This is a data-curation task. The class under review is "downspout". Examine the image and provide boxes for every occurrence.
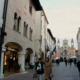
[0,0,8,74]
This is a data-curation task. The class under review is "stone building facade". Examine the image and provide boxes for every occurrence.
[1,0,42,79]
[35,9,49,61]
[57,39,75,60]
[46,29,56,61]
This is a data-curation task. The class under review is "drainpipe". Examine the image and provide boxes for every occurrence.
[0,0,8,75]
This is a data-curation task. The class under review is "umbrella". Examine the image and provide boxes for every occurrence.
[70,56,77,59]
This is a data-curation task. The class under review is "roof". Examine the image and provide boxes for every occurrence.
[42,7,49,24]
[31,0,42,11]
[47,29,56,43]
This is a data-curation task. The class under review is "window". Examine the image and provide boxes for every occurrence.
[13,13,21,32]
[17,16,21,32]
[44,26,45,33]
[44,39,46,46]
[29,2,32,15]
[13,13,17,30]
[44,25,46,33]
[44,39,45,46]
[41,21,42,29]
[24,22,28,37]
[41,36,42,44]
[47,34,48,40]
[29,28,33,40]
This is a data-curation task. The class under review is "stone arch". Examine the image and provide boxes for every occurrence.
[26,48,33,54]
[4,42,23,72]
[25,48,33,67]
[5,42,23,51]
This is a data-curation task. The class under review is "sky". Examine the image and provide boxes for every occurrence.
[39,0,80,49]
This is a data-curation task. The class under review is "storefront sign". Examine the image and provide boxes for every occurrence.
[7,47,18,52]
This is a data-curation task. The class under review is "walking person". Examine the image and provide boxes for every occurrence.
[57,59,60,66]
[77,59,80,76]
[36,58,44,80]
[74,58,77,66]
[65,59,67,67]
[45,57,52,80]
[69,59,72,67]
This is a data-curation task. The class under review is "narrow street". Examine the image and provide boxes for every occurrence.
[2,62,80,80]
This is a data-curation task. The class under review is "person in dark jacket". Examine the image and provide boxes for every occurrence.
[69,59,72,67]
[65,59,67,67]
[74,58,77,66]
[36,58,44,80]
[77,59,80,76]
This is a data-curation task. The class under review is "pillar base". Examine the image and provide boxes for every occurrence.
[0,74,4,79]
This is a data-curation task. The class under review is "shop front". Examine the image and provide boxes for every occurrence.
[4,47,18,72]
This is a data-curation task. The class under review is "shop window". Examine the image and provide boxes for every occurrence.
[29,2,32,15]
[29,28,33,40]
[24,22,28,37]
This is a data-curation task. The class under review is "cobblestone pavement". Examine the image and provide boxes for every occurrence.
[2,62,80,80]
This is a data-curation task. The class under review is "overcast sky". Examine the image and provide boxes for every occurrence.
[39,0,80,49]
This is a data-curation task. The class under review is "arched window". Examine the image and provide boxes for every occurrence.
[29,28,33,40]
[24,22,28,37]
[29,1,32,15]
[13,13,17,30]
[13,13,21,33]
[17,16,21,32]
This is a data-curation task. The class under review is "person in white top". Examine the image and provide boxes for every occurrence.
[36,58,44,80]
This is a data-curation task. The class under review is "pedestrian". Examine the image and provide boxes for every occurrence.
[69,59,72,67]
[45,57,52,80]
[68,59,69,64]
[65,59,67,67]
[36,58,44,80]
[57,59,60,66]
[74,58,77,66]
[77,59,80,76]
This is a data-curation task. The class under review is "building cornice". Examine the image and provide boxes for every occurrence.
[47,29,56,43]
[31,0,42,11]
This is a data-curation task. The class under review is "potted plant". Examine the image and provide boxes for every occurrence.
[3,65,7,73]
[14,63,21,73]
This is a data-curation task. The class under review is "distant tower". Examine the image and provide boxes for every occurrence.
[71,39,74,48]
[57,39,60,49]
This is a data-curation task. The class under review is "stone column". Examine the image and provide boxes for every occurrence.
[18,51,26,72]
[30,54,34,65]
[0,47,6,79]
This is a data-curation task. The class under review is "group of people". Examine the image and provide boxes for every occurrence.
[64,58,77,67]
[35,57,52,80]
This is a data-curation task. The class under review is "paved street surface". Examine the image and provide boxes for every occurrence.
[2,62,80,80]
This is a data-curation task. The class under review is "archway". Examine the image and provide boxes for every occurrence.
[4,42,22,72]
[25,48,33,68]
